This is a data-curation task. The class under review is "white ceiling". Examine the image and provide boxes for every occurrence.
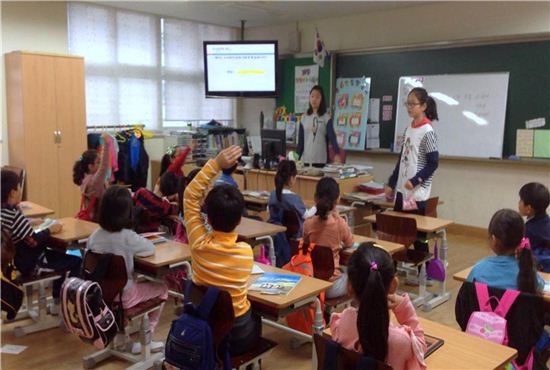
[98,1,420,28]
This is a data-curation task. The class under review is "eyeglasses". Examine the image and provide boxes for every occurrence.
[403,102,421,108]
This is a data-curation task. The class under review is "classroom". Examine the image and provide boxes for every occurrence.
[1,1,550,370]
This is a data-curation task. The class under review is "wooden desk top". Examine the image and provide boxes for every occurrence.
[341,235,406,257]
[242,193,355,215]
[248,263,332,310]
[324,317,517,369]
[52,218,99,242]
[134,240,191,269]
[20,201,55,218]
[364,211,454,233]
[454,266,550,302]
[236,217,286,239]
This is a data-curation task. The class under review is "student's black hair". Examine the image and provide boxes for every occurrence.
[347,242,395,362]
[222,163,238,176]
[274,160,297,202]
[176,176,188,215]
[314,177,339,220]
[1,170,20,204]
[73,150,98,186]
[519,182,550,216]
[409,87,438,121]
[159,171,178,197]
[186,168,201,182]
[98,185,133,232]
[489,208,536,294]
[306,85,327,116]
[204,184,244,232]
[159,154,172,178]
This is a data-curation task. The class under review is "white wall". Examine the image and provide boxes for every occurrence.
[241,1,550,228]
[1,1,69,165]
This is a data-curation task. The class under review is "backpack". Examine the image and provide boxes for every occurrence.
[283,241,325,334]
[1,271,23,320]
[76,195,97,222]
[61,277,119,349]
[165,282,230,370]
[466,282,520,346]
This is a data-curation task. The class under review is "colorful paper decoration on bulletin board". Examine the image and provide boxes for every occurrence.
[333,77,371,151]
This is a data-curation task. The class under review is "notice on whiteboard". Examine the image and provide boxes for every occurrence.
[294,65,319,114]
[526,117,546,129]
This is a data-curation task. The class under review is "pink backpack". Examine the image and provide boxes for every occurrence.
[466,282,520,345]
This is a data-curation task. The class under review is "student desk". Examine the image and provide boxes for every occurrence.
[454,267,550,302]
[339,234,406,265]
[51,218,99,243]
[249,263,333,353]
[364,211,454,311]
[134,240,191,278]
[323,317,517,369]
[236,217,287,266]
[20,201,55,218]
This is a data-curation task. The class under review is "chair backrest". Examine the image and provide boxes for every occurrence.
[423,197,439,218]
[282,209,301,239]
[289,239,334,281]
[184,280,235,356]
[455,281,545,366]
[313,334,393,370]
[375,213,417,248]
[83,251,127,308]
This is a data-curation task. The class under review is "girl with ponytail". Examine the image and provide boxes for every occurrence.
[73,132,112,221]
[303,177,354,298]
[331,242,427,369]
[268,160,306,266]
[385,87,439,214]
[467,209,544,294]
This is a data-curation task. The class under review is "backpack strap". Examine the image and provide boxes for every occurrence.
[306,242,315,255]
[197,287,220,320]
[323,339,339,370]
[494,289,520,318]
[474,282,492,312]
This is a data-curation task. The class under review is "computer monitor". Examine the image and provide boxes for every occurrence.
[261,129,286,169]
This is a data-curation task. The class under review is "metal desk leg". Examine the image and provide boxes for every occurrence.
[311,297,323,370]
[257,236,276,266]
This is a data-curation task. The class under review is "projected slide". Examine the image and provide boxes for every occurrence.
[206,44,276,92]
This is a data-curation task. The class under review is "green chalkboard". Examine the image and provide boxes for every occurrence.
[276,56,332,113]
[336,40,550,157]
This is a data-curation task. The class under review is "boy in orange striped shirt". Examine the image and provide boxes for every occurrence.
[183,145,261,356]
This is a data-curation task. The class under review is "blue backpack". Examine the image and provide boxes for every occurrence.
[164,282,230,370]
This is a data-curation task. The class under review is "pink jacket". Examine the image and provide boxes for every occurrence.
[330,294,427,370]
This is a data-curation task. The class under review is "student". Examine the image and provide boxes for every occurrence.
[184,145,261,356]
[159,144,191,178]
[268,160,306,266]
[73,132,112,221]
[518,182,550,271]
[214,164,239,188]
[303,177,353,298]
[1,170,81,314]
[331,243,426,369]
[385,87,439,213]
[87,185,168,353]
[133,171,180,232]
[297,85,340,167]
[467,208,545,294]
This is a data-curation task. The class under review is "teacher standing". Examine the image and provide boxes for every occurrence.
[297,85,340,167]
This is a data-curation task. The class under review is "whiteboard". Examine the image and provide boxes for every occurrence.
[394,73,509,158]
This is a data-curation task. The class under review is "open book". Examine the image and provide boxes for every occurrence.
[139,232,167,244]
[248,273,301,295]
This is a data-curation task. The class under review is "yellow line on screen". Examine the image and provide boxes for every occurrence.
[238,70,265,75]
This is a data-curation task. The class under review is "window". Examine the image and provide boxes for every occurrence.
[68,3,237,129]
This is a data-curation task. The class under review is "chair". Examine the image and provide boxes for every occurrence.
[313,334,393,370]
[157,280,277,370]
[290,240,353,315]
[455,281,547,368]
[423,197,439,218]
[282,209,301,240]
[375,213,432,306]
[81,251,166,370]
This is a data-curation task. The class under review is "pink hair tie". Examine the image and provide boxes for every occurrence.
[370,261,378,271]
[518,237,531,251]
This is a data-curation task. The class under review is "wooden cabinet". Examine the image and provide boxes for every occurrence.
[6,52,87,218]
